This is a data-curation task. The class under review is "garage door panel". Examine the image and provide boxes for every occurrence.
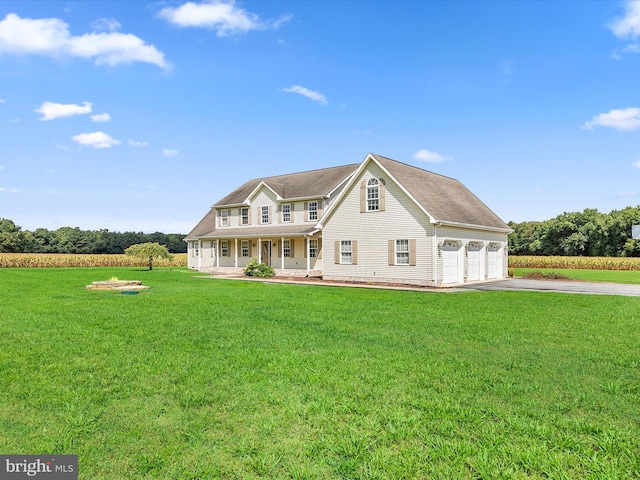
[467,243,481,281]
[442,242,459,284]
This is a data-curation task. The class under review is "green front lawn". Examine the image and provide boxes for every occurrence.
[1,268,639,478]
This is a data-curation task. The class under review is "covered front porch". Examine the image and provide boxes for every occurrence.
[189,225,323,277]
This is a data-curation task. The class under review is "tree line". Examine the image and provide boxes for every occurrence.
[0,218,186,254]
[508,205,640,257]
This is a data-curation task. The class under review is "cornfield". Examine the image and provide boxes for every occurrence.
[0,253,188,268]
[509,255,640,271]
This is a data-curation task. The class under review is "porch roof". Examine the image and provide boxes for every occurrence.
[197,224,319,239]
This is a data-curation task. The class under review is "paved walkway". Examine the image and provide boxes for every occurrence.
[201,274,640,296]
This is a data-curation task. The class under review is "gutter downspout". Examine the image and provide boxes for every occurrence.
[198,241,202,272]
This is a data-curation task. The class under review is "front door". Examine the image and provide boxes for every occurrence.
[261,241,271,266]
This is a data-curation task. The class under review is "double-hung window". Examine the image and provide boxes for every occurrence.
[221,209,229,226]
[367,179,379,211]
[241,208,249,225]
[192,241,200,257]
[282,204,291,222]
[241,240,249,257]
[261,206,269,224]
[221,241,229,257]
[309,239,318,258]
[340,240,352,264]
[396,239,409,264]
[308,201,318,221]
[283,239,292,258]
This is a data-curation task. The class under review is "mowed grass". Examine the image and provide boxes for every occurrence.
[0,268,639,479]
[512,267,640,284]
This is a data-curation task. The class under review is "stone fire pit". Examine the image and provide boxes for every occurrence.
[86,280,149,291]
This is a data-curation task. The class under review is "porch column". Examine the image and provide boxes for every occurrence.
[234,238,238,268]
[197,241,202,271]
[281,237,285,270]
[258,237,262,263]
[306,236,310,275]
[216,239,219,267]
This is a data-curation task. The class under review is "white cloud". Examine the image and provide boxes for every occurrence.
[283,85,327,105]
[633,161,640,168]
[162,148,179,157]
[583,107,640,131]
[158,1,290,36]
[0,13,168,69]
[35,101,92,121]
[91,113,110,122]
[128,139,149,147]
[91,18,121,33]
[610,2,640,58]
[610,1,640,39]
[0,98,5,103]
[0,187,18,193]
[414,149,449,163]
[72,131,121,148]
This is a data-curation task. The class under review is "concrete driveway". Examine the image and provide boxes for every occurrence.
[459,278,640,297]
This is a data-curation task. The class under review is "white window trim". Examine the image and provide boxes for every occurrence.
[309,238,318,258]
[308,201,318,221]
[367,178,379,211]
[261,206,269,224]
[396,239,409,265]
[282,203,291,223]
[340,240,352,264]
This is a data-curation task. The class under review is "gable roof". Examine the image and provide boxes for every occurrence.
[185,162,359,239]
[186,153,510,240]
[369,154,510,231]
[214,163,360,207]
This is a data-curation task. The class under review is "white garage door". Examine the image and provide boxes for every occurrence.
[442,242,459,284]
[487,244,499,279]
[467,243,481,281]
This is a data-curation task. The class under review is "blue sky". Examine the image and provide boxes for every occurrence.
[1,0,640,233]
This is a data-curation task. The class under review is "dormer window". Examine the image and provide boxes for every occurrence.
[261,206,269,224]
[220,209,229,226]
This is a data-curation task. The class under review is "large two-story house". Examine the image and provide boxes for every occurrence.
[185,153,511,286]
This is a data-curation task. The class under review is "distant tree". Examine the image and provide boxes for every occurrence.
[0,218,23,252]
[124,242,172,270]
